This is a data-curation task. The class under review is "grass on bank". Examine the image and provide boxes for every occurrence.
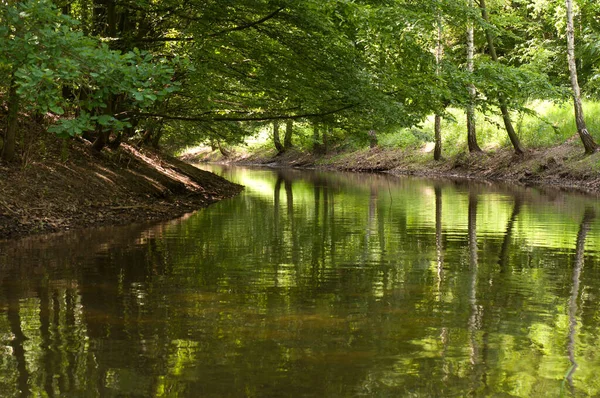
[381,100,600,156]
[179,100,600,161]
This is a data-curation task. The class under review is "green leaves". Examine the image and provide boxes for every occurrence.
[2,0,596,151]
[48,113,93,138]
[0,0,178,142]
[49,105,64,115]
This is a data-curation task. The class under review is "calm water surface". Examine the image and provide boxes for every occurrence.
[2,166,600,397]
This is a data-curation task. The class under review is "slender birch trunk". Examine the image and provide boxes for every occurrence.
[467,0,482,153]
[434,14,443,161]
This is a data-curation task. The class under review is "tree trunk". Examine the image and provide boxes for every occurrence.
[217,141,230,157]
[273,121,284,153]
[92,129,109,151]
[313,124,321,153]
[566,0,598,154]
[107,132,123,149]
[2,76,19,162]
[93,0,107,36]
[324,126,331,153]
[434,14,443,161]
[137,126,153,147]
[434,115,442,160]
[151,129,163,149]
[368,130,378,148]
[92,100,113,152]
[107,0,116,38]
[284,120,293,149]
[467,0,482,153]
[479,0,524,155]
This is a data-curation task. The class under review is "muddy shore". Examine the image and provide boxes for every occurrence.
[5,137,600,240]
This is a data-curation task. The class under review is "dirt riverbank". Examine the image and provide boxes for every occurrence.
[0,138,243,240]
[182,139,600,195]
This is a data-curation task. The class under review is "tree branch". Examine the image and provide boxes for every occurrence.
[129,37,195,42]
[208,7,285,37]
[110,7,286,43]
[134,104,355,122]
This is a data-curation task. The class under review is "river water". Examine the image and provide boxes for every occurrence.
[1,165,600,397]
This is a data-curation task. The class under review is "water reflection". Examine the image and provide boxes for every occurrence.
[1,166,600,396]
[566,208,595,394]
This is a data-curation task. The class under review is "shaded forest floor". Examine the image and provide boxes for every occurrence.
[182,137,600,194]
[0,137,243,240]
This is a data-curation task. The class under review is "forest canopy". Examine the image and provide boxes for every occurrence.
[1,0,600,161]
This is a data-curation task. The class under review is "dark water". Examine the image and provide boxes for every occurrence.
[2,166,600,397]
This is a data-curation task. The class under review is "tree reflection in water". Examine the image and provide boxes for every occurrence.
[1,167,600,396]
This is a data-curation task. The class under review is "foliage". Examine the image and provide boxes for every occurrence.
[1,0,600,158]
[0,0,176,141]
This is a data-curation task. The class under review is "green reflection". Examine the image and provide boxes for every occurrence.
[1,166,600,397]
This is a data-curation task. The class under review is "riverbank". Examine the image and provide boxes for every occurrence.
[0,138,243,240]
[181,138,600,194]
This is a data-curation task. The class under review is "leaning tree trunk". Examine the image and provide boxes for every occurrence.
[217,141,230,157]
[565,0,598,154]
[479,0,524,155]
[434,14,443,161]
[273,120,284,153]
[467,0,482,153]
[2,75,19,162]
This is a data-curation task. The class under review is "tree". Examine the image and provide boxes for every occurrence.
[466,0,482,153]
[0,0,177,159]
[478,0,525,155]
[565,0,598,154]
[434,13,443,161]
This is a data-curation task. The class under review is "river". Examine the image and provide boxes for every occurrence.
[1,165,600,397]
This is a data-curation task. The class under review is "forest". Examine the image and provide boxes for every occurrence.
[2,0,600,163]
[4,2,600,394]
